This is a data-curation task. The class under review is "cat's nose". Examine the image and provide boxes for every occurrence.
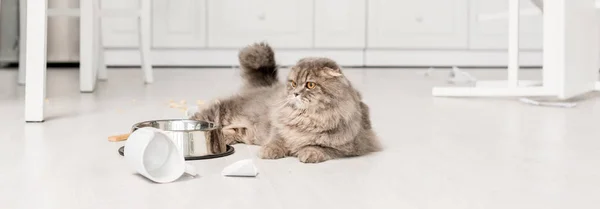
[294,93,299,97]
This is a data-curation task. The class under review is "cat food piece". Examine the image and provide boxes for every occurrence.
[169,103,180,108]
[196,100,205,105]
[180,100,186,104]
[108,133,131,142]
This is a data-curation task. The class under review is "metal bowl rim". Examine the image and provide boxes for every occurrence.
[131,119,217,132]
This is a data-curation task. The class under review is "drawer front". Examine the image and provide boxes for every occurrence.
[207,0,313,48]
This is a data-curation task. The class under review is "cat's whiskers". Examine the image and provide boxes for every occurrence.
[273,99,287,106]
[273,97,291,107]
[275,99,290,110]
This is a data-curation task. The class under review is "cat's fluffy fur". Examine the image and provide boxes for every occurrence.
[192,43,380,163]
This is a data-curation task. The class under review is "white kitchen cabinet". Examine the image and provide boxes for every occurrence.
[207,0,313,48]
[367,0,468,49]
[315,0,366,48]
[469,0,543,50]
[152,0,207,48]
[97,0,545,67]
[101,0,138,47]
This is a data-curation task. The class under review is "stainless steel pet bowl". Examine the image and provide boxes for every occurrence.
[120,119,234,160]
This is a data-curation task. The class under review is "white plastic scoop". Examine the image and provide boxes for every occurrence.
[221,159,259,177]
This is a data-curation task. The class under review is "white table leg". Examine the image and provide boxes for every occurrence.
[432,0,598,100]
[543,0,598,99]
[139,0,153,83]
[24,0,47,122]
[95,0,107,80]
[96,22,108,80]
[507,0,520,87]
[79,0,96,92]
[17,0,27,85]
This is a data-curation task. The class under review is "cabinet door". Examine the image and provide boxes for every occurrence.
[207,0,313,48]
[101,0,138,47]
[153,0,207,48]
[469,0,542,49]
[315,0,366,48]
[367,0,468,49]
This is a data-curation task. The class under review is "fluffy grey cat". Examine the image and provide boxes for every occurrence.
[191,43,381,163]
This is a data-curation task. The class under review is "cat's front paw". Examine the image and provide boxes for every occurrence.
[259,145,286,159]
[297,147,330,164]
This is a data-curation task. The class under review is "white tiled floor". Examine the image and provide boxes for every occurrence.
[1,68,600,209]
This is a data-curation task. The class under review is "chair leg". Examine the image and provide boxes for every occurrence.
[17,0,26,85]
[96,28,107,80]
[79,0,96,92]
[95,0,107,80]
[507,0,520,87]
[24,0,47,122]
[139,0,153,84]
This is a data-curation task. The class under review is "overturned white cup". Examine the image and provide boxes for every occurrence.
[124,127,197,183]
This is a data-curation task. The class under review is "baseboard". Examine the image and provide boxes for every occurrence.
[104,49,365,67]
[365,50,543,67]
[3,49,543,67]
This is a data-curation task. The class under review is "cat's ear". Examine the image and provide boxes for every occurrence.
[322,67,342,77]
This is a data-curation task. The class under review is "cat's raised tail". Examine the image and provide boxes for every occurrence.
[238,42,279,88]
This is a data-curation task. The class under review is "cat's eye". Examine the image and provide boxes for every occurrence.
[290,81,297,88]
[306,82,316,89]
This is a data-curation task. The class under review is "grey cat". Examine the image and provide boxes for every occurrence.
[191,43,381,163]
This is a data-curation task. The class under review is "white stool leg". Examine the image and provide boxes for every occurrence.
[139,0,153,83]
[95,0,107,80]
[79,0,96,92]
[17,0,26,85]
[507,0,520,87]
[24,0,47,122]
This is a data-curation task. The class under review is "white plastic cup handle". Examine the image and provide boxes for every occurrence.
[185,163,197,177]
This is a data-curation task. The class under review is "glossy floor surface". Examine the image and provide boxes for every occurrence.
[1,68,599,209]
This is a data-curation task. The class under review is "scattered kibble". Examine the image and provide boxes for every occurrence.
[196,100,205,105]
